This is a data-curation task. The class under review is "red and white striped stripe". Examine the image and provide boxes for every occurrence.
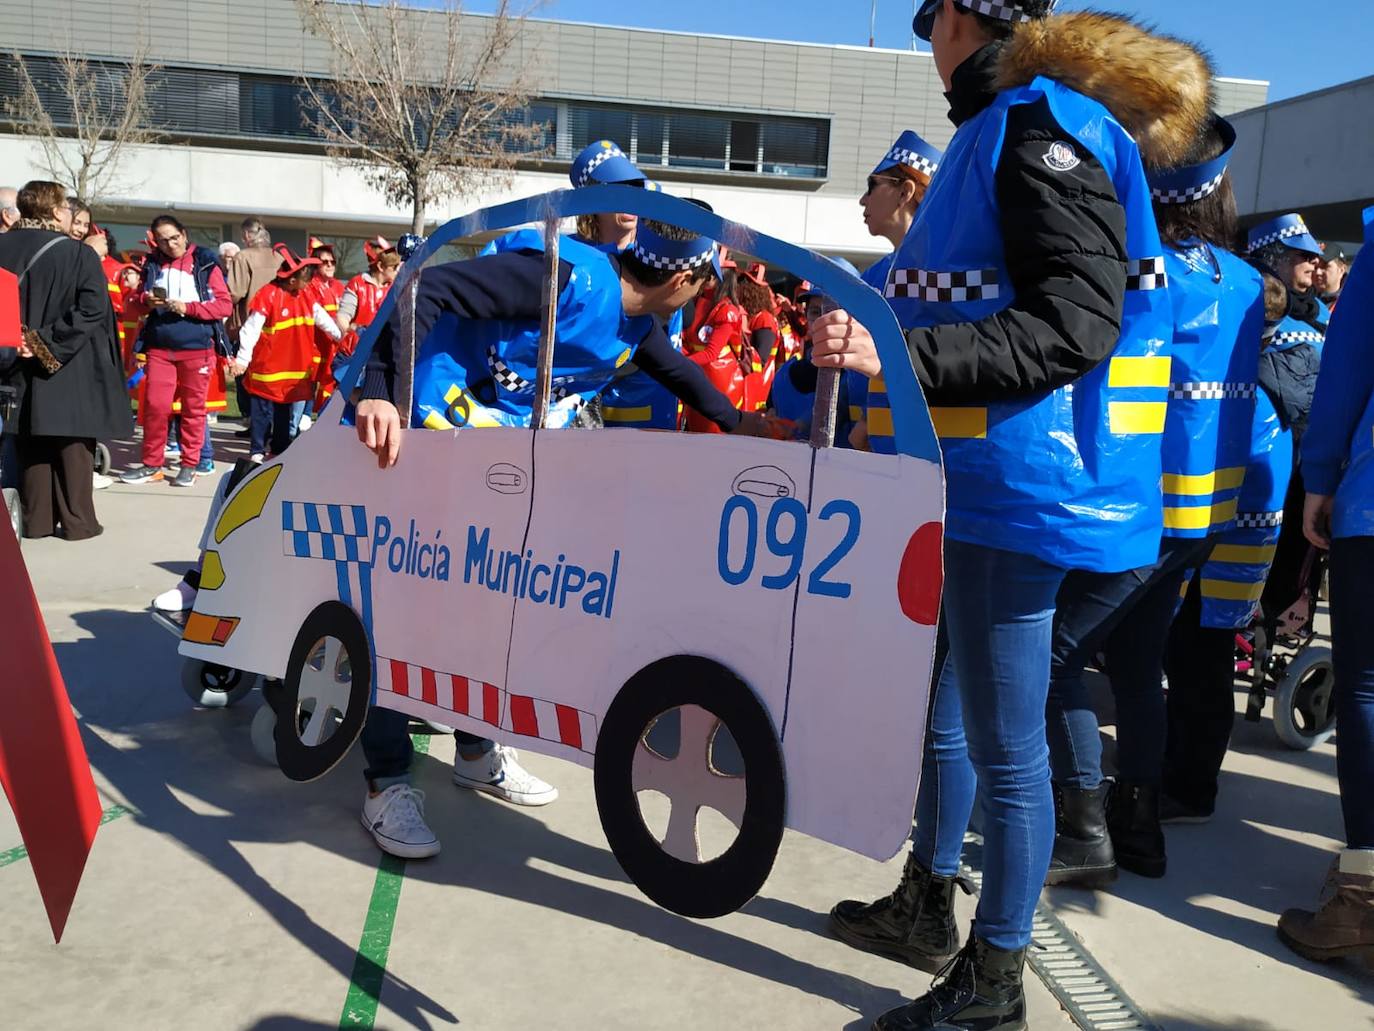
[508,693,597,754]
[374,657,597,753]
[377,657,503,728]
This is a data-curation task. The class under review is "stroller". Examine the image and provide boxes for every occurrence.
[1239,545,1335,750]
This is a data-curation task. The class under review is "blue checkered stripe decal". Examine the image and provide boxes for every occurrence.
[282,501,371,563]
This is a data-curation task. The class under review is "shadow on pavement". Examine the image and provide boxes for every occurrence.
[56,606,906,1024]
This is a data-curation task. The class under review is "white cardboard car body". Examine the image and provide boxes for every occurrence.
[178,188,944,916]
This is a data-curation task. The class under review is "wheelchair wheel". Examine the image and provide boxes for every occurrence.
[1273,645,1336,750]
[180,658,258,708]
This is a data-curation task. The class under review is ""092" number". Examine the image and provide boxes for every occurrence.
[716,495,861,598]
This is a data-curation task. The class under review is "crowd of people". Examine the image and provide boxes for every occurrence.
[2,2,1371,1028]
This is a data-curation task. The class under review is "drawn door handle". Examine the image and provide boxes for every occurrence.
[732,465,796,500]
[486,463,528,494]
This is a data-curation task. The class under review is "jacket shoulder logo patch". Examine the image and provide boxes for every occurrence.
[1042,142,1081,172]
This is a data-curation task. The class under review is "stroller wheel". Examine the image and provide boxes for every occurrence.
[95,442,112,476]
[180,658,258,708]
[1273,645,1337,750]
[250,702,279,765]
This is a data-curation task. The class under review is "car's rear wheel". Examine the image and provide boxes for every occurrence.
[180,658,257,708]
[274,601,371,782]
[594,656,785,918]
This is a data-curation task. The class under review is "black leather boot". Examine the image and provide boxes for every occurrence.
[830,852,970,971]
[1107,780,1166,878]
[1045,782,1118,888]
[873,929,1028,1031]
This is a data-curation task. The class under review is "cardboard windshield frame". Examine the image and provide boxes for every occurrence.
[334,186,942,464]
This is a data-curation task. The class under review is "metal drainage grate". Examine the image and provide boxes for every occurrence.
[960,833,1159,1031]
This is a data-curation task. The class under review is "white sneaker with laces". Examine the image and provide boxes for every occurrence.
[361,784,440,859]
[249,453,265,465]
[92,472,113,490]
[153,578,198,613]
[453,744,558,807]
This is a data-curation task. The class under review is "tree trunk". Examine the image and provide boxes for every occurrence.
[409,174,426,236]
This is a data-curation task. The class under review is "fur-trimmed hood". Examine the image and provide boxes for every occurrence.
[996,10,1214,170]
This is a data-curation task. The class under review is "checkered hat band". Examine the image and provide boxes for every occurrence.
[1169,382,1257,401]
[1235,511,1283,529]
[1249,222,1310,251]
[576,146,625,187]
[1152,171,1226,205]
[885,267,1000,302]
[1126,257,1168,291]
[1272,331,1325,347]
[631,240,714,271]
[955,0,1047,22]
[887,148,939,175]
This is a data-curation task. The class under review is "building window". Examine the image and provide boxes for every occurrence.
[760,120,829,178]
[669,113,729,171]
[566,104,633,155]
[729,120,760,173]
[635,113,667,167]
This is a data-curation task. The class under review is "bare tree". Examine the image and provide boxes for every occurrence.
[4,30,159,205]
[296,0,545,235]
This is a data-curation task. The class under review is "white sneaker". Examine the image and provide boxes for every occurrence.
[92,472,113,490]
[249,453,265,465]
[297,414,312,432]
[453,744,558,807]
[361,784,440,859]
[153,577,198,613]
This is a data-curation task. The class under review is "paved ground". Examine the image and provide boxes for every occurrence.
[2,426,1370,1030]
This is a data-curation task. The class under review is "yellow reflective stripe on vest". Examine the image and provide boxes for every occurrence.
[251,369,310,383]
[1200,578,1265,602]
[603,405,654,424]
[1163,467,1247,496]
[871,405,988,440]
[1109,401,1167,434]
[848,405,864,422]
[265,316,315,334]
[1208,543,1278,565]
[1108,355,1172,388]
[1163,498,1238,531]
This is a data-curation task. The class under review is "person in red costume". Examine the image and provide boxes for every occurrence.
[326,237,400,408]
[232,245,341,461]
[683,258,748,434]
[737,262,782,413]
[307,237,346,412]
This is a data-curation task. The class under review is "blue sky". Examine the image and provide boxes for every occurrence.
[465,0,1370,102]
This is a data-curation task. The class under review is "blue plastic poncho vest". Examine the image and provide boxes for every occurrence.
[870,76,1171,572]
[1197,385,1293,628]
[768,358,859,448]
[1269,314,1325,355]
[1303,212,1374,539]
[599,309,684,429]
[414,231,650,430]
[1159,243,1264,539]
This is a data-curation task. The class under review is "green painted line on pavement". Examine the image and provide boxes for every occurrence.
[0,804,131,870]
[339,734,430,1030]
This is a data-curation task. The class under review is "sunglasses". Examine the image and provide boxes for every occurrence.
[865,175,904,194]
[914,0,941,41]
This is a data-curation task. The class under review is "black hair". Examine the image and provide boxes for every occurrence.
[619,217,717,287]
[1154,120,1241,251]
[150,214,187,235]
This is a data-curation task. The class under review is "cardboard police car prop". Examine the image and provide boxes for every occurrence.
[178,188,945,918]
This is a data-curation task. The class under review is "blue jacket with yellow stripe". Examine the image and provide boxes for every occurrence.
[1158,242,1264,538]
[1197,381,1293,628]
[876,71,1171,573]
[1302,207,1374,540]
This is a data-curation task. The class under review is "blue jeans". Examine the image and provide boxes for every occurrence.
[912,540,1066,951]
[361,707,492,790]
[1045,537,1212,788]
[1330,536,1374,849]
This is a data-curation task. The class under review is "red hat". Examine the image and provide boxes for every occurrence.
[363,235,395,264]
[719,246,738,271]
[273,243,321,279]
[86,224,107,239]
[743,262,768,286]
[793,280,813,300]
[307,236,336,257]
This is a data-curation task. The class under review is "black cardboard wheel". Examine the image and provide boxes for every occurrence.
[274,601,371,782]
[594,655,785,918]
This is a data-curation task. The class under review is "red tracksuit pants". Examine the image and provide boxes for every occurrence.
[140,348,213,468]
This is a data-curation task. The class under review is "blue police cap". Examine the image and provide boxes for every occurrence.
[1148,116,1237,205]
[570,140,645,188]
[631,221,722,280]
[1247,213,1323,258]
[915,0,1058,42]
[872,130,942,179]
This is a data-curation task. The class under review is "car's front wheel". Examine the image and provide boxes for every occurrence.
[274,602,371,782]
[594,656,786,918]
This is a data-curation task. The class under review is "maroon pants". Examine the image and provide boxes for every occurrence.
[141,348,213,467]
